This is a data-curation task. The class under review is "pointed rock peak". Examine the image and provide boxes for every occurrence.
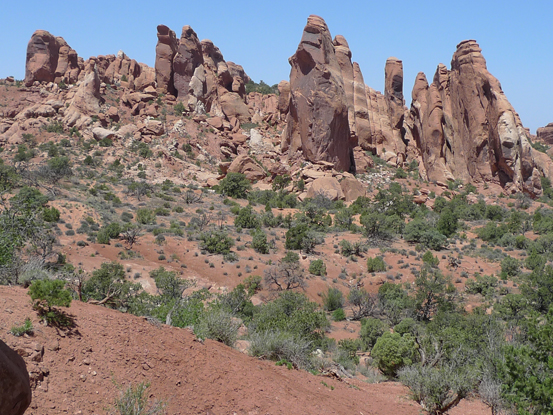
[181,25,199,40]
[305,15,329,33]
[333,35,352,58]
[451,39,487,70]
[432,63,449,88]
[157,25,173,37]
[412,72,429,100]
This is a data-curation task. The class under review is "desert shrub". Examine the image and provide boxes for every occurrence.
[218,172,251,199]
[234,205,260,229]
[500,256,520,278]
[249,291,329,348]
[348,288,379,320]
[173,101,185,116]
[28,279,72,326]
[436,208,458,237]
[112,381,167,415]
[243,275,262,295]
[82,262,141,309]
[339,240,367,257]
[359,317,387,351]
[263,258,306,291]
[404,220,447,250]
[199,230,234,255]
[43,207,60,223]
[10,318,34,337]
[251,229,269,254]
[285,224,309,250]
[322,287,343,311]
[249,330,312,369]
[332,308,346,321]
[309,259,326,276]
[371,332,417,377]
[465,274,498,297]
[367,256,387,273]
[398,364,477,415]
[422,251,439,267]
[136,208,156,225]
[194,307,240,347]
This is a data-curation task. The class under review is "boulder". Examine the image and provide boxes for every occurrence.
[306,176,345,201]
[0,339,32,415]
[92,127,118,141]
[282,15,353,172]
[339,177,366,202]
[227,154,266,182]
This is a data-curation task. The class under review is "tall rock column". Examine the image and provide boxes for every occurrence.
[155,25,178,95]
[334,35,357,143]
[173,26,204,99]
[409,39,553,194]
[282,15,353,172]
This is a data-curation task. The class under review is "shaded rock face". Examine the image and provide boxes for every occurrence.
[25,30,80,86]
[282,15,353,172]
[537,123,553,145]
[173,26,204,99]
[0,339,32,415]
[409,40,551,194]
[155,25,178,95]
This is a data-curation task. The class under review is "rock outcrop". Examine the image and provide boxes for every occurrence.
[409,39,551,194]
[0,339,32,415]
[537,123,553,145]
[282,15,353,173]
[25,30,154,91]
[25,30,80,86]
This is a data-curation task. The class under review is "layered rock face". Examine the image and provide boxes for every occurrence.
[0,339,32,415]
[409,40,550,193]
[281,15,353,172]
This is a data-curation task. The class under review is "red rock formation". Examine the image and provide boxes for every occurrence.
[25,30,80,86]
[155,25,178,95]
[173,26,204,99]
[537,123,553,145]
[409,40,551,194]
[282,15,353,172]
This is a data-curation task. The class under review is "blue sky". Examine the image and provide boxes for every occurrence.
[1,0,551,133]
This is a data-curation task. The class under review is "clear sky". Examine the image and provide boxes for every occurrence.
[1,0,551,133]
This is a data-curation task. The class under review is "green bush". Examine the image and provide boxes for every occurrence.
[309,259,327,276]
[199,230,234,255]
[251,229,269,254]
[10,318,34,337]
[112,381,167,415]
[234,205,260,229]
[322,287,343,311]
[332,308,346,321]
[371,332,417,377]
[28,279,72,326]
[367,256,387,273]
[359,318,387,351]
[174,101,185,116]
[218,172,251,198]
[194,307,240,347]
[249,330,312,369]
[136,208,156,225]
[43,207,60,223]
[422,251,439,267]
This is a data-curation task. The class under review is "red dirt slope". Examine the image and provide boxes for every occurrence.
[0,286,487,415]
